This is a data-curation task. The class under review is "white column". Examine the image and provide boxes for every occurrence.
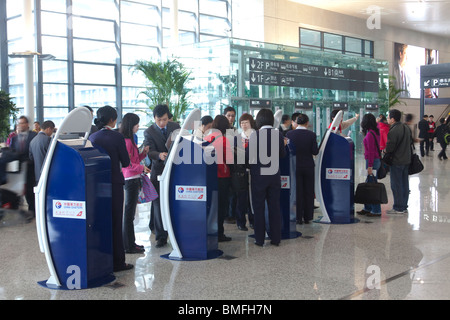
[23,0,34,121]
[171,0,178,47]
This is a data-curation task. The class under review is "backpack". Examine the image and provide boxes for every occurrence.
[444,132,450,145]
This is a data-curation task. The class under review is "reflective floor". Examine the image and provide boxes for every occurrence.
[1,145,450,300]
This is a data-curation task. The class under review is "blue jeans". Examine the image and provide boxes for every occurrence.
[364,158,381,214]
[389,164,409,211]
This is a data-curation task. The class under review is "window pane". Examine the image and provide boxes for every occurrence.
[43,84,68,106]
[300,29,321,47]
[41,0,66,13]
[41,12,67,36]
[179,11,197,32]
[72,0,117,20]
[74,64,116,85]
[121,44,159,65]
[43,108,70,128]
[42,36,67,60]
[73,39,117,64]
[179,31,196,45]
[199,15,229,35]
[199,0,228,18]
[324,33,342,51]
[8,62,24,85]
[178,0,198,12]
[365,40,373,56]
[122,66,148,87]
[43,60,68,83]
[7,17,24,40]
[72,17,115,41]
[345,37,362,53]
[121,1,159,26]
[74,85,116,108]
[121,23,158,46]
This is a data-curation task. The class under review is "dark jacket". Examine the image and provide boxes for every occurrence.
[418,119,429,139]
[286,128,319,168]
[143,121,181,180]
[246,127,286,178]
[435,123,449,144]
[385,122,412,165]
[89,128,130,184]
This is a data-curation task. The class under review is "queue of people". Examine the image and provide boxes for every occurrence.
[3,104,449,275]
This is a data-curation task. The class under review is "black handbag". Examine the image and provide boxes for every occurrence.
[369,131,386,179]
[409,152,424,175]
[354,175,388,204]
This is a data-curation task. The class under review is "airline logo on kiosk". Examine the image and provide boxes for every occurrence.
[53,200,86,219]
[280,176,290,189]
[175,185,207,201]
[326,168,351,180]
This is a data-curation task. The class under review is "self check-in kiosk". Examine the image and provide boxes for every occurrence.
[35,107,115,290]
[314,110,357,224]
[159,109,222,261]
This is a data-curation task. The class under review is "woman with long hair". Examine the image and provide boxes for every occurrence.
[89,106,132,272]
[358,113,382,217]
[120,113,150,254]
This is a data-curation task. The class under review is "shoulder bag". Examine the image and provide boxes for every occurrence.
[369,131,386,179]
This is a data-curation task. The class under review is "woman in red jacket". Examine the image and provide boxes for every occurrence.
[120,113,150,254]
[377,114,390,152]
[204,115,234,242]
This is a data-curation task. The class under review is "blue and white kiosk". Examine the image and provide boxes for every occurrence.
[159,109,222,261]
[35,107,115,290]
[314,110,357,224]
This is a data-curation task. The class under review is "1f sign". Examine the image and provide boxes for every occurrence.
[366,5,381,30]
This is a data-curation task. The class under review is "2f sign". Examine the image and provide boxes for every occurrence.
[366,5,381,30]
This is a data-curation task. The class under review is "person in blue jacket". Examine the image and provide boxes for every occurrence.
[286,114,319,224]
[89,105,132,272]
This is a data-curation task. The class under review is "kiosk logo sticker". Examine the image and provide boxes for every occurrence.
[53,200,86,219]
[326,168,351,180]
[280,176,290,189]
[175,185,207,202]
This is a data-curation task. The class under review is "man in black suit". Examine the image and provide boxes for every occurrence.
[418,114,429,157]
[144,104,181,248]
[246,109,286,247]
[10,116,37,215]
[286,114,319,224]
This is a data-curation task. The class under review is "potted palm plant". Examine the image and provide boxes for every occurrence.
[133,59,192,123]
[0,90,18,143]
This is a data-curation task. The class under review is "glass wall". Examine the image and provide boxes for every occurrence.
[2,0,232,140]
[168,38,389,151]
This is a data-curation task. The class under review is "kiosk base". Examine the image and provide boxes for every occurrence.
[160,249,223,261]
[37,274,115,290]
[313,216,360,224]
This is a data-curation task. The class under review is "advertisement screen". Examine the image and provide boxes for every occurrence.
[393,43,438,98]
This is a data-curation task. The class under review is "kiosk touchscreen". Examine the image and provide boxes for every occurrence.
[314,110,357,224]
[159,109,222,261]
[35,107,115,290]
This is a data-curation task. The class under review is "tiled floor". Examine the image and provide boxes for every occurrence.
[1,145,450,300]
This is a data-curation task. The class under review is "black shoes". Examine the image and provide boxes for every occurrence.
[155,239,167,248]
[114,263,134,272]
[218,234,232,242]
[238,225,248,231]
[125,244,145,254]
[357,209,370,215]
